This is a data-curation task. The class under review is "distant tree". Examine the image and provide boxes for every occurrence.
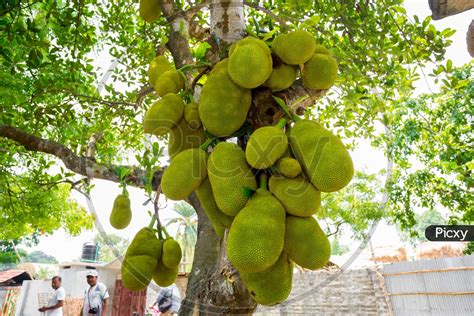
[25,251,58,264]
[398,208,446,244]
[330,238,350,256]
[0,238,34,269]
[167,202,197,272]
[93,233,129,262]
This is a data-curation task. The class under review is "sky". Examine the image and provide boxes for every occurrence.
[28,0,473,264]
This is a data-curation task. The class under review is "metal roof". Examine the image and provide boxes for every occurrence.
[0,269,32,284]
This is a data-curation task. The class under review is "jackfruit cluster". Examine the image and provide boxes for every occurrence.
[133,28,354,307]
[122,228,182,291]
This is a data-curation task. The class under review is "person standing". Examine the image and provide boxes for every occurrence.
[38,276,65,315]
[80,270,109,316]
[153,283,181,315]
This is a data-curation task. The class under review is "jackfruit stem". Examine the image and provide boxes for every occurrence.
[275,118,287,129]
[200,137,214,151]
[121,185,128,196]
[161,226,171,239]
[273,96,300,123]
[259,173,269,190]
[148,217,157,229]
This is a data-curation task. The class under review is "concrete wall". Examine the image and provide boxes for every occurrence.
[15,280,51,316]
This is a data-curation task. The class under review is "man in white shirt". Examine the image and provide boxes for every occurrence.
[38,276,65,315]
[81,270,109,316]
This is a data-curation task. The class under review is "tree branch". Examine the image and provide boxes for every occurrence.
[0,124,162,189]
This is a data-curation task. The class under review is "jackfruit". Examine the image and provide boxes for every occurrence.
[109,194,132,229]
[161,148,208,200]
[153,259,178,287]
[240,253,293,305]
[143,93,185,136]
[272,30,316,65]
[208,142,257,216]
[162,238,182,268]
[168,118,206,159]
[246,125,288,169]
[199,59,252,136]
[263,63,299,91]
[228,39,273,88]
[284,216,330,270]
[276,157,302,178]
[289,120,353,192]
[228,36,269,57]
[301,53,338,90]
[314,44,331,55]
[148,56,173,87]
[154,69,185,97]
[269,176,320,217]
[184,102,201,129]
[196,178,234,236]
[226,189,286,273]
[139,0,161,23]
[121,228,162,291]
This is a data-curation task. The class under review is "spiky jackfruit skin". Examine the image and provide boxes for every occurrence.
[154,69,184,97]
[148,56,173,87]
[121,228,162,291]
[284,216,330,270]
[143,93,185,136]
[109,194,132,229]
[153,259,178,287]
[228,36,269,57]
[168,118,206,160]
[228,41,273,88]
[272,30,316,65]
[207,142,257,216]
[276,157,302,178]
[246,126,288,169]
[226,189,286,273]
[269,176,321,217]
[263,63,299,91]
[240,253,293,305]
[314,44,331,55]
[162,238,182,269]
[139,0,161,23]
[289,120,354,192]
[302,53,338,90]
[196,178,234,236]
[184,102,201,129]
[161,148,208,200]
[121,256,157,291]
[199,60,252,137]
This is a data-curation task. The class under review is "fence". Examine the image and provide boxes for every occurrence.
[382,255,474,316]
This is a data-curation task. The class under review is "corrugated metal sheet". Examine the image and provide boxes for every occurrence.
[0,270,30,284]
[383,255,474,316]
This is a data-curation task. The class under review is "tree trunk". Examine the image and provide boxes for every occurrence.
[179,1,257,314]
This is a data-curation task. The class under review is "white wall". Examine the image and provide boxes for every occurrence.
[15,280,52,316]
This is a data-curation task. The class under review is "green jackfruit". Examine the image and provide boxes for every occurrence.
[196,178,234,236]
[289,120,354,192]
[109,194,132,229]
[263,63,299,91]
[121,256,157,291]
[144,93,185,136]
[284,216,330,270]
[153,259,178,287]
[184,102,201,129]
[228,40,273,88]
[228,36,269,57]
[226,189,286,273]
[302,53,338,90]
[121,228,162,291]
[314,44,331,55]
[139,0,161,23]
[154,69,185,97]
[269,176,320,217]
[199,60,252,137]
[240,253,293,305]
[161,148,208,200]
[272,30,316,65]
[276,157,302,178]
[246,125,288,169]
[208,142,257,216]
[162,238,182,269]
[148,56,173,87]
[168,118,206,159]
